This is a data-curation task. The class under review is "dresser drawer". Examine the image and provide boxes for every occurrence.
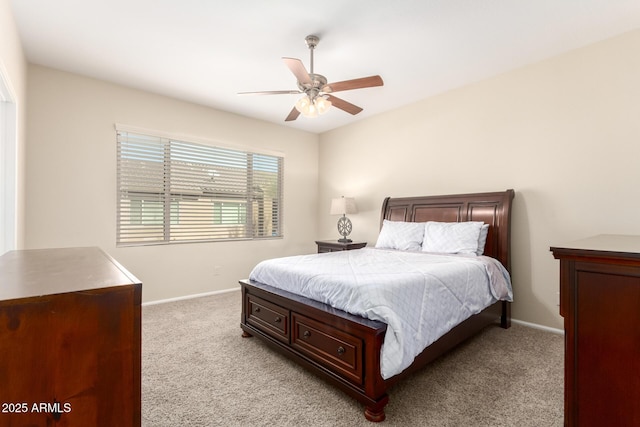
[246,294,289,344]
[291,312,363,385]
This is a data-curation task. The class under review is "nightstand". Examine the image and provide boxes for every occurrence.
[315,240,367,253]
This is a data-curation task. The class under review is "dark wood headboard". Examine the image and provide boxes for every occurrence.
[380,189,515,272]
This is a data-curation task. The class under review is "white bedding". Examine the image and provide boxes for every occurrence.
[249,247,513,379]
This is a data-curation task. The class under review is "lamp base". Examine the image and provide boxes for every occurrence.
[336,216,353,245]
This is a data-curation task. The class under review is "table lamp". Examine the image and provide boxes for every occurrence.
[330,196,357,243]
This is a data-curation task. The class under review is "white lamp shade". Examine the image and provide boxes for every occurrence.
[330,197,357,215]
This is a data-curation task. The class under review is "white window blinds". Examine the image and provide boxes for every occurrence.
[116,130,283,246]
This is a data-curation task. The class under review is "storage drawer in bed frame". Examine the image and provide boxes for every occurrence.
[292,312,363,386]
[245,293,289,344]
[240,280,387,392]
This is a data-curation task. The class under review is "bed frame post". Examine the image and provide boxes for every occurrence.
[364,398,389,422]
[501,301,511,329]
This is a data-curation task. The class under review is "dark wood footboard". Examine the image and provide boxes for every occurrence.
[240,279,510,421]
[240,279,389,421]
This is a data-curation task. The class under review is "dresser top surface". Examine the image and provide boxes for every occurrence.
[0,247,141,301]
[551,234,640,259]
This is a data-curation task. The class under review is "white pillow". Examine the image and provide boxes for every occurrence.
[476,223,490,255]
[375,220,425,251]
[422,221,485,255]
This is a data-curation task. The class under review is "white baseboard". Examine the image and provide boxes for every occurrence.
[512,318,564,335]
[142,287,240,306]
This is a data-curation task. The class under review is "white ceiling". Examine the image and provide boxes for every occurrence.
[10,0,640,134]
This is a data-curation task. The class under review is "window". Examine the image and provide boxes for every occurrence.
[116,129,283,246]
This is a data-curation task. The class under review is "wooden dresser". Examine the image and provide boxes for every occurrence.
[0,247,142,427]
[551,235,640,427]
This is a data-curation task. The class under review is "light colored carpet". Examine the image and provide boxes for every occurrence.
[142,290,564,426]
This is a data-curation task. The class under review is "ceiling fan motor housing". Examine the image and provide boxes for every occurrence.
[297,73,328,97]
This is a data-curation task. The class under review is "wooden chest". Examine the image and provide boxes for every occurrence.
[0,247,142,427]
[551,235,640,427]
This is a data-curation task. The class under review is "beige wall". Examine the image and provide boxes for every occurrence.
[18,18,640,326]
[25,66,319,302]
[318,29,640,329]
[0,0,27,250]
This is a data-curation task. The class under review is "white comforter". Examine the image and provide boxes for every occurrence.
[249,247,513,379]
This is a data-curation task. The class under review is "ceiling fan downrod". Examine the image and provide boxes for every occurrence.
[305,35,319,74]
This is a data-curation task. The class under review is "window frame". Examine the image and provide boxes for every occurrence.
[116,126,283,247]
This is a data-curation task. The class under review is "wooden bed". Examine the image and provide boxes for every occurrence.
[239,189,515,422]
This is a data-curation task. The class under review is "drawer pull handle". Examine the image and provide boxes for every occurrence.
[254,307,261,313]
[274,316,281,323]
[303,330,311,338]
[337,346,345,355]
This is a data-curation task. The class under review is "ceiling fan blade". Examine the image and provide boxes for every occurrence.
[283,57,312,85]
[322,75,383,93]
[326,95,363,115]
[285,107,300,122]
[238,90,301,95]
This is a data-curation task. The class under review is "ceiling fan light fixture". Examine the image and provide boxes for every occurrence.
[295,95,316,117]
[295,94,331,118]
[295,94,310,113]
[315,96,332,115]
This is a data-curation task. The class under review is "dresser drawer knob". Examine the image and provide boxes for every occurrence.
[254,307,261,313]
[337,346,345,355]
[303,330,311,338]
[274,316,281,323]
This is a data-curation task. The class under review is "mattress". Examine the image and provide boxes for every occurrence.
[249,247,512,379]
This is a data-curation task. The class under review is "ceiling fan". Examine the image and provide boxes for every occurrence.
[238,35,384,121]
